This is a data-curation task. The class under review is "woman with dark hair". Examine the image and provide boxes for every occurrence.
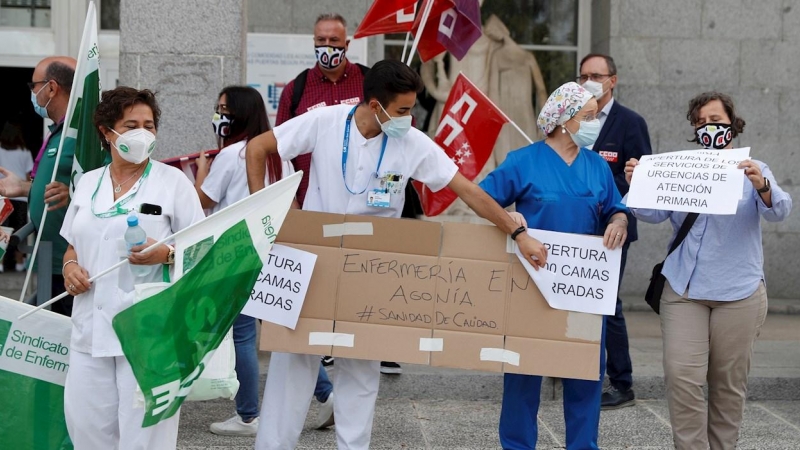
[625,92,792,449]
[60,86,205,449]
[194,86,298,436]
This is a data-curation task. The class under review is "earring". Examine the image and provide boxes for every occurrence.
[561,126,566,134]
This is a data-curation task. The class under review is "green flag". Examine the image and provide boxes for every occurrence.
[112,220,262,427]
[0,297,73,450]
[111,171,301,427]
[64,0,106,193]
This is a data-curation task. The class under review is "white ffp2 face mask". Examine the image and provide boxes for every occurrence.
[112,128,157,164]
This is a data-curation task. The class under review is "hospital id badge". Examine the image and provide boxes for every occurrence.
[367,189,390,208]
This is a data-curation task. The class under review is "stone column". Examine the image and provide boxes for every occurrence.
[118,0,246,158]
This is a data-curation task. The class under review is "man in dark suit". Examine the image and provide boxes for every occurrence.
[578,53,652,409]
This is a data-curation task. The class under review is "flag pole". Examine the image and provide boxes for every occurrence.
[406,0,435,65]
[400,31,412,62]
[509,121,533,144]
[19,1,98,302]
[454,71,533,144]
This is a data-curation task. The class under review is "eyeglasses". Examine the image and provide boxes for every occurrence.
[576,73,613,83]
[27,80,50,91]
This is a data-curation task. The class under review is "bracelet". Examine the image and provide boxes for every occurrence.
[611,217,628,225]
[63,259,78,271]
[511,226,527,241]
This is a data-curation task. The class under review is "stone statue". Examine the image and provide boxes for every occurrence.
[420,14,548,219]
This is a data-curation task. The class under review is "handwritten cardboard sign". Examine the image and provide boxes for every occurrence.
[515,229,621,315]
[241,244,317,329]
[626,148,750,214]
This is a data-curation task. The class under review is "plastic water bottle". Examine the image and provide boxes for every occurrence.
[124,214,152,277]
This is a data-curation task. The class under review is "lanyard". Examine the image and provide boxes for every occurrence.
[91,161,153,218]
[342,105,387,195]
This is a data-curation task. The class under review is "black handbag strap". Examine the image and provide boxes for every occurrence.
[667,213,699,256]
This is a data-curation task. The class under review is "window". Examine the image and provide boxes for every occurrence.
[100,0,120,30]
[0,0,51,28]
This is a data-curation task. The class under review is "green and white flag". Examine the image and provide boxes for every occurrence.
[64,0,105,193]
[0,297,73,450]
[112,171,301,427]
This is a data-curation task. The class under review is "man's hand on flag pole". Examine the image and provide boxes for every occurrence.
[44,181,70,211]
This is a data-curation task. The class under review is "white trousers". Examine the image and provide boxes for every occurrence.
[255,352,380,450]
[64,350,180,450]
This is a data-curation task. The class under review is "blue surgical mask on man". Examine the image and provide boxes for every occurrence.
[31,83,51,120]
[375,102,412,139]
[568,118,602,148]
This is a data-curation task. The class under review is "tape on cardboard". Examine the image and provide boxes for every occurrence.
[322,222,374,237]
[506,235,517,254]
[480,348,520,366]
[419,338,444,352]
[308,332,355,348]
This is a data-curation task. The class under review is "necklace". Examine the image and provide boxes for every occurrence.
[110,166,142,193]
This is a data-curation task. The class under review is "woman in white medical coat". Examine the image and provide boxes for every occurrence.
[59,87,205,450]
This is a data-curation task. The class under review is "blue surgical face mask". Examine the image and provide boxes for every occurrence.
[375,102,412,139]
[568,118,602,148]
[30,83,51,120]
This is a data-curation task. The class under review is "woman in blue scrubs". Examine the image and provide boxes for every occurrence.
[480,82,629,449]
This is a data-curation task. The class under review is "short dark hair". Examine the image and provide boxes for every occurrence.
[315,13,346,28]
[686,92,746,143]
[94,87,161,151]
[362,60,423,106]
[45,61,75,92]
[579,53,617,76]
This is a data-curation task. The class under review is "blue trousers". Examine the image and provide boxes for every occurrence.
[234,316,333,421]
[605,242,633,391]
[499,318,606,450]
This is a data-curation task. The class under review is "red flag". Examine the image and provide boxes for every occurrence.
[411,0,482,62]
[160,149,220,184]
[413,73,509,216]
[354,0,418,38]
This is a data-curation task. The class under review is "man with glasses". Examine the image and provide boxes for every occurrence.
[578,53,652,410]
[0,56,77,316]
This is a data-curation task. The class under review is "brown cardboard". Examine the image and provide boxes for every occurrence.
[260,210,603,380]
[429,329,503,373]
[331,321,432,365]
[260,318,333,356]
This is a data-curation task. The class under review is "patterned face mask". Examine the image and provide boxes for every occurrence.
[212,113,233,138]
[315,45,346,70]
[695,123,733,149]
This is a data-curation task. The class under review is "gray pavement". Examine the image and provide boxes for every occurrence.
[177,311,800,449]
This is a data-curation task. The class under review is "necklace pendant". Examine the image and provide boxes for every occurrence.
[114,185,122,194]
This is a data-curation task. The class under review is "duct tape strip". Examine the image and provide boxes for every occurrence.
[419,337,444,352]
[506,235,517,254]
[322,222,374,237]
[308,332,355,347]
[479,348,520,366]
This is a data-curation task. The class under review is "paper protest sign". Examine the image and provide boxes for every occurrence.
[242,244,317,329]
[627,148,749,214]
[514,229,621,315]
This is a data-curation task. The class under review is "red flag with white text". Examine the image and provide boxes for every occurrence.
[413,73,509,216]
[354,0,418,38]
[410,0,482,62]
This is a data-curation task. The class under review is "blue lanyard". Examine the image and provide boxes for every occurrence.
[342,105,387,195]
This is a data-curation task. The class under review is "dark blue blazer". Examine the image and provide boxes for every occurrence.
[592,100,652,242]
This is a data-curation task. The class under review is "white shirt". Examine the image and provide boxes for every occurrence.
[598,97,615,130]
[0,147,34,202]
[274,104,458,217]
[201,140,295,215]
[60,161,205,356]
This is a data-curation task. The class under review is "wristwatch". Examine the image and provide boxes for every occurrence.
[757,178,771,194]
[165,244,175,265]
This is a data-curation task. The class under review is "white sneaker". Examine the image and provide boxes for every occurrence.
[209,415,259,436]
[315,392,335,429]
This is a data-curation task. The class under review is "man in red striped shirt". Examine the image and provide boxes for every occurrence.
[275,13,367,207]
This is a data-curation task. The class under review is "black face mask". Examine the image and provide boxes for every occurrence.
[695,123,733,149]
[212,113,233,138]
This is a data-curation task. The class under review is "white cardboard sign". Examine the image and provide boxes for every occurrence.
[241,244,317,330]
[514,229,621,315]
[626,148,750,214]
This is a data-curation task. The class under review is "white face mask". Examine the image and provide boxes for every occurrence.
[375,103,412,139]
[111,128,157,164]
[582,79,606,99]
